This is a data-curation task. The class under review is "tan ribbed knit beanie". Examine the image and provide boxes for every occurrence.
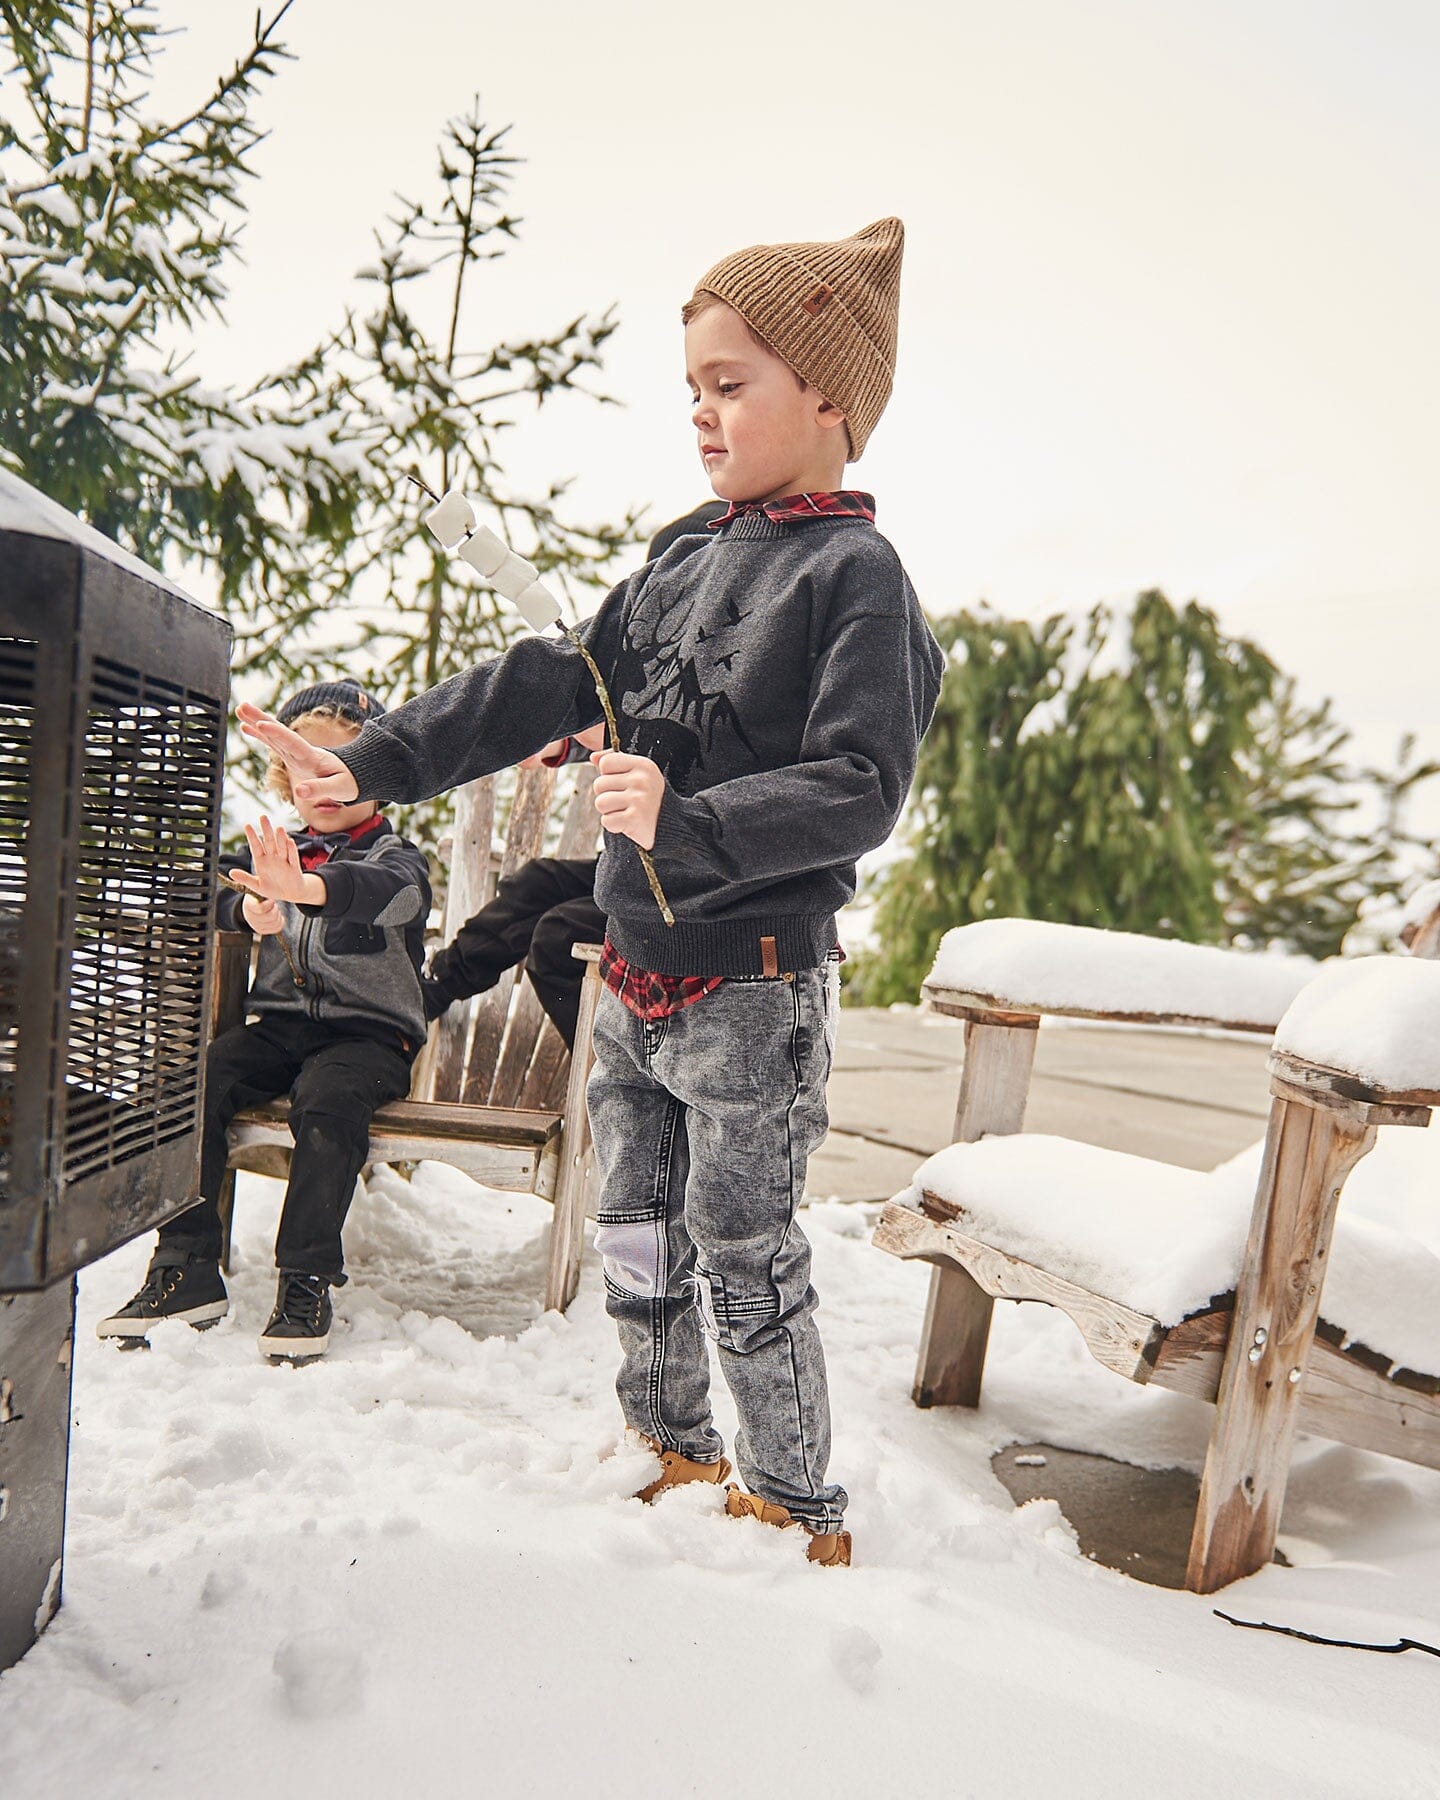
[689,217,904,460]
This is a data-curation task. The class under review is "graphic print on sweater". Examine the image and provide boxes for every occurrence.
[612,576,759,790]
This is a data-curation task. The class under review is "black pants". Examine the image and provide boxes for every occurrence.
[157,1015,413,1282]
[432,856,605,1049]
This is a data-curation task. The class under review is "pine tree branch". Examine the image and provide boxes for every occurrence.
[134,0,293,160]
[79,0,95,151]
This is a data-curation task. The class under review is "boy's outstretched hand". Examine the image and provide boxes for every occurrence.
[229,816,326,908]
[236,701,359,805]
[592,749,663,851]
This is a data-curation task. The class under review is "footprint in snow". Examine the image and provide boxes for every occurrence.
[273,1630,365,1718]
[830,1625,882,1696]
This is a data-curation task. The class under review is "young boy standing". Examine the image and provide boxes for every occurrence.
[241,220,943,1555]
[98,681,430,1360]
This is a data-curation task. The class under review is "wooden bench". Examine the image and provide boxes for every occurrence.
[872,918,1440,1592]
[212,761,603,1313]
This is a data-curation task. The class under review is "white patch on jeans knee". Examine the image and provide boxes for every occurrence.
[594,1218,663,1299]
[823,959,841,1062]
[692,1271,722,1341]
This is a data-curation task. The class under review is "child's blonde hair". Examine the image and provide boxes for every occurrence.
[265,706,361,806]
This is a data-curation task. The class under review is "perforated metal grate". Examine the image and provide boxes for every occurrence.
[60,657,223,1183]
[0,637,36,1195]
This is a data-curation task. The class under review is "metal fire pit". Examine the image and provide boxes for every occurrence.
[0,468,230,1669]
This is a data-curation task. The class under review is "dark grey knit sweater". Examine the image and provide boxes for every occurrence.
[338,511,944,976]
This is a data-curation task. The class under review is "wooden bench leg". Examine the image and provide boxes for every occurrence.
[1186,1092,1377,1592]
[544,961,603,1313]
[910,1013,1037,1407]
[914,1265,995,1407]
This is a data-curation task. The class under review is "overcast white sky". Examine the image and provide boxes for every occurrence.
[160,0,1440,822]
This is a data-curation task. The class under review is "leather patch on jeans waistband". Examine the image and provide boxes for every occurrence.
[760,935,779,978]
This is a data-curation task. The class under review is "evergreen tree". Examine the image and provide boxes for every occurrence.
[229,103,639,714]
[0,2,351,564]
[1216,679,1385,959]
[1,5,639,833]
[848,591,1422,1004]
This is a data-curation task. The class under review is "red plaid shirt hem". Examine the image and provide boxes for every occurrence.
[599,938,724,1021]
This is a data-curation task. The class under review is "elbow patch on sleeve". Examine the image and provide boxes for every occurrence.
[374,887,423,928]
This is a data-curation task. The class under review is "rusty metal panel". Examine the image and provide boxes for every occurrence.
[0,1278,75,1673]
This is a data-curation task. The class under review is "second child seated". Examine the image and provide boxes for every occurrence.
[97,681,429,1359]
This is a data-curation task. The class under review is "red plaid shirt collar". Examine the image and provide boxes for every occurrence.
[599,938,724,1022]
[708,490,875,529]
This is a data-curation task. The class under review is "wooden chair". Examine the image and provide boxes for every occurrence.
[872,917,1440,1592]
[211,763,603,1313]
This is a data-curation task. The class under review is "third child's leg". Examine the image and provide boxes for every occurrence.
[433,857,598,1004]
[587,994,723,1463]
[526,892,607,1049]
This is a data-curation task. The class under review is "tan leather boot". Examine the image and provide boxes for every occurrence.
[635,1436,732,1504]
[724,1485,853,1566]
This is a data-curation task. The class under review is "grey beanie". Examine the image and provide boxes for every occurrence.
[277,681,386,728]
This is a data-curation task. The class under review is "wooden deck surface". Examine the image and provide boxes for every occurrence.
[813,1007,1272,1202]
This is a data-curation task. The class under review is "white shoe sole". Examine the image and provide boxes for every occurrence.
[96,1299,228,1339]
[258,1329,330,1360]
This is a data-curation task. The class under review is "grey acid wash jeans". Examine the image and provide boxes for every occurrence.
[588,962,846,1532]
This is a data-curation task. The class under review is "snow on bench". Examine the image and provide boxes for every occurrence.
[1273,955,1440,1096]
[898,1134,1440,1376]
[926,918,1317,1032]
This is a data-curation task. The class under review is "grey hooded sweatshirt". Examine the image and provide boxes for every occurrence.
[218,817,430,1050]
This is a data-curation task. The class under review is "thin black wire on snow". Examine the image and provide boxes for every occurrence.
[1215,1610,1440,1659]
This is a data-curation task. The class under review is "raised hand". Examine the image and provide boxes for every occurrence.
[592,749,663,851]
[236,701,359,805]
[229,816,326,907]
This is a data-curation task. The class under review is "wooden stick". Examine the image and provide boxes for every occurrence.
[560,626,674,928]
[219,872,305,989]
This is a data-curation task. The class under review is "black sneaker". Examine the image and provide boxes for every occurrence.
[258,1272,333,1360]
[96,1255,229,1341]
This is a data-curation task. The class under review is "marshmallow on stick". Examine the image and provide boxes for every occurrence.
[424,491,562,633]
[422,489,675,927]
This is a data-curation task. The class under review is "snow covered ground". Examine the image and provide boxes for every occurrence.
[3,1145,1440,1799]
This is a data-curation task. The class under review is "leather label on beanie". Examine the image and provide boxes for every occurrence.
[801,283,833,317]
